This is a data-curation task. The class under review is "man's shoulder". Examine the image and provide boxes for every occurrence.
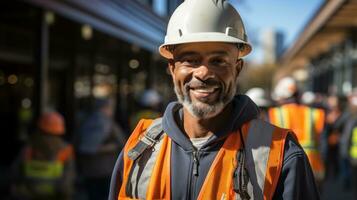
[247,118,291,133]
[245,119,300,154]
[281,133,306,163]
[262,120,302,156]
[250,120,308,179]
[243,119,295,150]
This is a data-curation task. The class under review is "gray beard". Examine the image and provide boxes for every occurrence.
[174,84,236,119]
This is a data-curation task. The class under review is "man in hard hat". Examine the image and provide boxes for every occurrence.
[12,111,75,200]
[269,77,326,187]
[109,0,319,199]
[246,87,271,121]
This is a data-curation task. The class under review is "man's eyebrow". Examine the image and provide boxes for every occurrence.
[208,51,229,56]
[175,51,198,59]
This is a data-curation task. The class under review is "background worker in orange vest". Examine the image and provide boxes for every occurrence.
[109,0,319,199]
[11,111,75,200]
[269,77,326,186]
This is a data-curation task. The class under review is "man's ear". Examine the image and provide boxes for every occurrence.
[168,59,175,76]
[235,58,244,75]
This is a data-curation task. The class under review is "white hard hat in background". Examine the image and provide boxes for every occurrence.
[301,91,316,105]
[159,0,252,59]
[246,87,270,107]
[140,89,162,108]
[273,77,297,101]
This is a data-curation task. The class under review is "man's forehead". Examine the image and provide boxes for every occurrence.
[173,42,238,56]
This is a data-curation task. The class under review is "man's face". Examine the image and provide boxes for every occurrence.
[169,42,243,119]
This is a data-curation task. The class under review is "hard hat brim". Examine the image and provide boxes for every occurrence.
[159,32,252,59]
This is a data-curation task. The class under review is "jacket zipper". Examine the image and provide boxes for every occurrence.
[190,150,200,199]
[193,151,199,176]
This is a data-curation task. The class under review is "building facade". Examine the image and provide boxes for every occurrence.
[277,0,357,95]
[0,0,182,196]
[261,28,285,64]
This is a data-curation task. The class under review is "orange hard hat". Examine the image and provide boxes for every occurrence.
[38,112,65,135]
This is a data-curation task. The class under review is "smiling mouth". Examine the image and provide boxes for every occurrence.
[190,86,220,99]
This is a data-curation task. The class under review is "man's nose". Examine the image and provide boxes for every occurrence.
[193,64,215,81]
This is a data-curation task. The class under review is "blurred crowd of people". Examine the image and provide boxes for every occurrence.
[246,77,357,198]
[6,77,357,199]
[7,89,163,200]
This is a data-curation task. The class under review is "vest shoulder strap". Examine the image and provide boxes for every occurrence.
[128,118,164,160]
[234,119,288,200]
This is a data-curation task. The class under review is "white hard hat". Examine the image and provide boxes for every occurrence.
[246,88,270,107]
[301,91,316,105]
[273,77,297,101]
[159,0,252,59]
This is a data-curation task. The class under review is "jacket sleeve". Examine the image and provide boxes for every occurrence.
[273,134,320,200]
[108,150,124,200]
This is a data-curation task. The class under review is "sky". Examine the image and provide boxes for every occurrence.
[232,0,324,63]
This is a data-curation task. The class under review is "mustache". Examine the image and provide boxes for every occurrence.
[184,78,221,90]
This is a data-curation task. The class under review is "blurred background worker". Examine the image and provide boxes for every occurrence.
[129,89,163,130]
[340,90,357,197]
[76,98,126,200]
[245,87,271,121]
[269,77,326,186]
[321,95,349,181]
[11,111,75,200]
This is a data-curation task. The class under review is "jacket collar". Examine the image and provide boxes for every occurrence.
[162,95,259,151]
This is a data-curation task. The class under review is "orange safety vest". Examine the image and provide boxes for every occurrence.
[24,144,74,164]
[117,118,289,200]
[268,103,325,180]
[23,144,74,196]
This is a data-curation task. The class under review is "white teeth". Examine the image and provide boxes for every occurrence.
[193,88,216,93]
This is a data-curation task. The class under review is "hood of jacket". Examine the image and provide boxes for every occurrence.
[162,94,259,151]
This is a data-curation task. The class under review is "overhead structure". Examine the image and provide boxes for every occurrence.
[277,0,357,94]
[23,0,169,51]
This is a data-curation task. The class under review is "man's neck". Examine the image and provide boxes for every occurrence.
[183,103,232,138]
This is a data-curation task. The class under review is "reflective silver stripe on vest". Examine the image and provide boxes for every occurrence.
[236,119,275,200]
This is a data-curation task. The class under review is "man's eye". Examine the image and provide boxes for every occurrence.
[211,58,226,65]
[182,58,199,65]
